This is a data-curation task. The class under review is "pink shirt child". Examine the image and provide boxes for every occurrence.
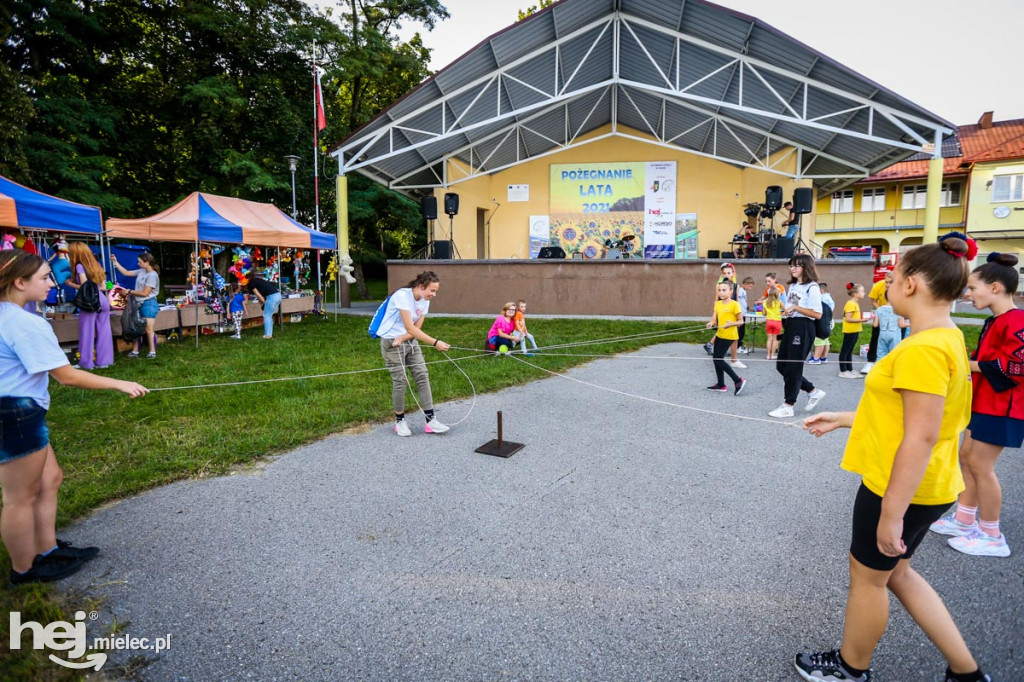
[488,315,515,340]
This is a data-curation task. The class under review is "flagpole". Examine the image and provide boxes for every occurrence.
[312,42,324,296]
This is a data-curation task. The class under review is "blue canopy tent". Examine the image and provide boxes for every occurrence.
[0,174,107,303]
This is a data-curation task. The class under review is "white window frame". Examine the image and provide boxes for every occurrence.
[992,174,1024,203]
[830,189,853,213]
[900,182,961,209]
[861,187,886,212]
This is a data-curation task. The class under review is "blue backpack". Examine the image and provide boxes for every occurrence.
[367,294,393,338]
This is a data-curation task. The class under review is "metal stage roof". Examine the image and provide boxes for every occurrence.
[331,0,955,197]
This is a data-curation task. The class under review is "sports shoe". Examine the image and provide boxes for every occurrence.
[703,342,714,356]
[706,384,727,392]
[9,553,84,585]
[51,539,100,562]
[840,371,862,379]
[737,345,751,354]
[394,420,412,437]
[859,362,874,374]
[146,352,157,359]
[805,358,821,365]
[805,388,826,411]
[929,513,978,537]
[734,378,747,395]
[424,418,450,434]
[943,666,992,682]
[128,351,140,358]
[730,360,747,369]
[769,403,794,418]
[231,334,241,339]
[948,531,1011,557]
[820,357,829,364]
[794,649,871,681]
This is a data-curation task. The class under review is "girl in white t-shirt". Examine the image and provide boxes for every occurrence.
[0,250,147,585]
[376,271,452,437]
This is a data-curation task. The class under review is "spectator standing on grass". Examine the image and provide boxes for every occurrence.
[0,250,147,585]
[797,234,990,682]
[66,242,114,370]
[244,275,281,339]
[111,252,160,358]
[931,252,1024,559]
[375,271,451,437]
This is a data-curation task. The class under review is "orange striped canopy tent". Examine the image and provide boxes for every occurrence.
[105,192,336,249]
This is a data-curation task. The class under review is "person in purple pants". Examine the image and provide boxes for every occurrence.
[67,242,114,370]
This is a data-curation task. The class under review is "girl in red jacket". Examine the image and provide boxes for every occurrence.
[930,252,1023,558]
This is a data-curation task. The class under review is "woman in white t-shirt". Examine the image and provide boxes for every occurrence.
[376,271,452,437]
[769,253,827,418]
[0,250,148,585]
[111,252,160,358]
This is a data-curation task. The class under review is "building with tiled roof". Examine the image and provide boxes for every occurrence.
[811,112,1024,264]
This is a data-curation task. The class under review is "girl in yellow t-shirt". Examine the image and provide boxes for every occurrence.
[796,234,989,682]
[705,281,746,395]
[762,287,783,360]
[838,283,868,378]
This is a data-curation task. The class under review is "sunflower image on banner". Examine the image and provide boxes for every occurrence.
[549,162,647,259]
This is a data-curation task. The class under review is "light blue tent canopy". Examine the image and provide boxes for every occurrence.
[0,174,104,234]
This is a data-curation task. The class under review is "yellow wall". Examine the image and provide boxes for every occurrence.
[433,124,810,259]
[968,161,1024,242]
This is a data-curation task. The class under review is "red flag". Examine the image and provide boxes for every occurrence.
[314,67,326,132]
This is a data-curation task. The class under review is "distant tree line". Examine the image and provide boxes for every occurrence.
[0,0,451,289]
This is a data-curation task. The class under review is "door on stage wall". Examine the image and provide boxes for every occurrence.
[477,208,487,259]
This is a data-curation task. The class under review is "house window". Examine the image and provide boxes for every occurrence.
[993,174,1024,202]
[900,183,961,209]
[861,188,886,212]
[830,190,853,213]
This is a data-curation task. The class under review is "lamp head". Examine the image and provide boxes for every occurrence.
[284,155,301,172]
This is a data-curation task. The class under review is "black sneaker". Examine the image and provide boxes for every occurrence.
[52,539,100,562]
[734,378,747,395]
[794,650,871,681]
[943,667,992,682]
[703,342,714,356]
[706,384,727,392]
[9,553,84,585]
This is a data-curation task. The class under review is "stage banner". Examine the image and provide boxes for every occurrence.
[528,215,550,259]
[549,162,650,259]
[676,213,698,259]
[643,161,677,259]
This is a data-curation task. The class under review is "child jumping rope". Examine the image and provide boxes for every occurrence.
[930,252,1024,558]
[797,233,990,682]
[706,281,747,395]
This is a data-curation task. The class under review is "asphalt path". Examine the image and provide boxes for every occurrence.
[60,343,1022,681]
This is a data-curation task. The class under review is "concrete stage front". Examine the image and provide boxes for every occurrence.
[387,259,876,317]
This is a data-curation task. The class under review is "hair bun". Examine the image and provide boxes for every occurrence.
[988,252,1019,267]
[846,282,854,290]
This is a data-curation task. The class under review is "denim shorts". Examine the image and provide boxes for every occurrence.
[0,397,50,463]
[140,298,160,319]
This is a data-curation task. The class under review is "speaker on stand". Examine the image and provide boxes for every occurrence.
[442,192,462,259]
[764,185,783,211]
[790,187,814,255]
[421,196,437,257]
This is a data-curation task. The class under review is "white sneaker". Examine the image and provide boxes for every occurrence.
[840,371,862,379]
[859,362,874,374]
[730,360,747,369]
[737,346,751,354]
[395,420,412,437]
[424,418,450,434]
[948,531,1011,557]
[769,403,794,418]
[930,513,978,537]
[805,388,826,411]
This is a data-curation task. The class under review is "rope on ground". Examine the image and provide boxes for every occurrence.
[505,352,805,429]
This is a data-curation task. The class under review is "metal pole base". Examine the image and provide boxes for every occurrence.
[474,411,524,458]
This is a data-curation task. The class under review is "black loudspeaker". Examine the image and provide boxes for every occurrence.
[432,240,452,259]
[792,187,814,215]
[764,185,783,210]
[774,237,795,260]
[707,249,721,259]
[538,246,566,259]
[444,192,459,216]
[421,196,437,220]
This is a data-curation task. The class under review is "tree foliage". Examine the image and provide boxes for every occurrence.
[0,0,446,280]
[518,0,556,21]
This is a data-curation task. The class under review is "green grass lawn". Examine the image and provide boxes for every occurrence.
[0,313,983,677]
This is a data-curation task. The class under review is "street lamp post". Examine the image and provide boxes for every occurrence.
[284,155,300,218]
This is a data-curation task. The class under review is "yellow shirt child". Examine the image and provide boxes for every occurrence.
[714,299,743,341]
[763,299,782,322]
[842,299,863,334]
